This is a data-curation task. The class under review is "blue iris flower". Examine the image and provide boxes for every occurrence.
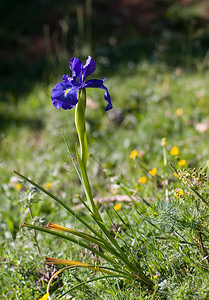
[51,56,112,111]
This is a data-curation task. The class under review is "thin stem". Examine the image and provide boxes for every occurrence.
[28,205,42,256]
[198,231,209,265]
[162,143,169,202]
[169,163,209,207]
[58,274,132,298]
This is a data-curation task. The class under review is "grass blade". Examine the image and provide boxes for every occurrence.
[23,223,118,266]
[14,170,101,238]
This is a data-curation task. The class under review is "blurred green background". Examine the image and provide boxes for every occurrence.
[1,0,209,102]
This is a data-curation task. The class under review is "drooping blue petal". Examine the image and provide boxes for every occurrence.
[82,56,96,81]
[83,78,112,111]
[69,57,83,82]
[51,81,79,110]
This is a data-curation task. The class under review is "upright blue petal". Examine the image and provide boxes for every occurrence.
[69,57,83,82]
[51,81,79,110]
[84,78,112,111]
[82,56,96,81]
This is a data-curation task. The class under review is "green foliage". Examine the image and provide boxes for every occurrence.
[0,60,209,299]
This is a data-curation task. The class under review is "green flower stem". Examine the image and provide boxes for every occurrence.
[162,143,169,202]
[28,205,42,256]
[75,88,88,169]
[75,145,102,220]
[74,89,102,221]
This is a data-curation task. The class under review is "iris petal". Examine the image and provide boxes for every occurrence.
[82,56,96,81]
[65,86,79,107]
[84,79,112,111]
[51,56,112,111]
[69,57,83,81]
[62,74,73,83]
[51,82,79,110]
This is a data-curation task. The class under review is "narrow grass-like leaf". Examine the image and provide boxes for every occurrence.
[90,215,154,288]
[45,223,139,268]
[45,222,131,258]
[45,257,119,275]
[58,275,131,298]
[45,223,109,249]
[14,170,101,238]
[22,223,117,266]
[63,131,101,219]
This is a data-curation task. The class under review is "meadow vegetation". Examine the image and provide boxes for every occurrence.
[0,56,209,299]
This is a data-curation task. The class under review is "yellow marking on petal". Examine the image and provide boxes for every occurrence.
[129,149,138,159]
[15,183,22,190]
[64,89,70,96]
[43,182,52,189]
[138,176,147,184]
[39,293,49,300]
[178,159,186,166]
[149,168,157,176]
[114,203,122,211]
[170,146,179,156]
[161,137,166,146]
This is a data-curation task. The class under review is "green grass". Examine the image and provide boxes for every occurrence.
[0,60,209,299]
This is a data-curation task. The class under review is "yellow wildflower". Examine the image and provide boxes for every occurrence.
[161,137,166,146]
[149,168,157,176]
[178,159,186,166]
[39,293,49,300]
[175,189,184,197]
[43,182,52,189]
[15,183,22,190]
[129,149,138,159]
[138,176,147,184]
[170,146,179,156]
[173,172,178,178]
[175,108,183,117]
[114,203,122,211]
[153,275,158,279]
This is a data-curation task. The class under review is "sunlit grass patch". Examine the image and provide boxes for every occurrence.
[0,59,209,298]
